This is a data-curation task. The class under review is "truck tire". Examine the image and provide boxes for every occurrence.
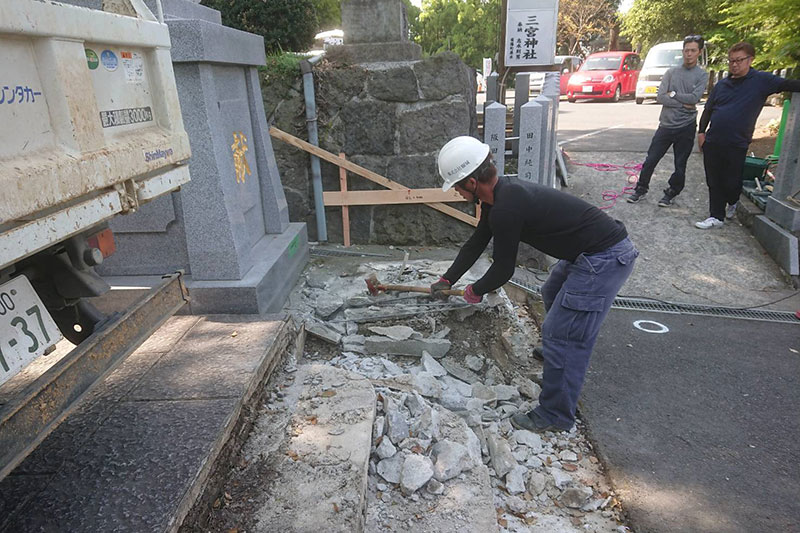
[636,97,644,105]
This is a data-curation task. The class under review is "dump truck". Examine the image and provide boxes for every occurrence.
[0,0,191,479]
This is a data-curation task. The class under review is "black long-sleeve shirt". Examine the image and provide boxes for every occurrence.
[443,177,628,295]
[699,69,800,148]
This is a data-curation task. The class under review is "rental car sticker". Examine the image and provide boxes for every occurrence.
[100,49,118,71]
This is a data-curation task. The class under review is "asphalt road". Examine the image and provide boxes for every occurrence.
[583,310,799,533]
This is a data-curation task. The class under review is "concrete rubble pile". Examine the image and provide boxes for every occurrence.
[282,256,627,532]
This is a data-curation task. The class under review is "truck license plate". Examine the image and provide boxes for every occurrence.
[0,276,63,387]
[645,86,657,94]
[582,85,592,93]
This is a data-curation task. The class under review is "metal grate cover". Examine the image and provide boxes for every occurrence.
[509,278,799,325]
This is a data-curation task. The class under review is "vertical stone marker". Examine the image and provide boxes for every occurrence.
[533,94,552,186]
[517,101,542,182]
[484,102,507,175]
[98,0,309,314]
[512,73,530,156]
[336,0,422,63]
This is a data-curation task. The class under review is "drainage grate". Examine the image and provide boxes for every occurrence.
[509,278,799,325]
[310,247,393,258]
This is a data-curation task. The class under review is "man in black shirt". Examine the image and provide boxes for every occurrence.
[431,136,638,433]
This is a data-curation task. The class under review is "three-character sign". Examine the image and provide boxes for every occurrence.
[0,85,42,104]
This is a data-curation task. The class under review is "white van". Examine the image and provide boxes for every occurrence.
[635,41,707,104]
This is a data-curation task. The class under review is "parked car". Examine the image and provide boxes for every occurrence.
[528,55,584,95]
[635,41,708,104]
[566,51,641,102]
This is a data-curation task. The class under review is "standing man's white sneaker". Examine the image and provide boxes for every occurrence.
[726,203,738,219]
[695,217,724,229]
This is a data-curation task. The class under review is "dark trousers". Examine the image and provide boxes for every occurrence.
[534,238,638,430]
[702,141,748,221]
[635,122,696,196]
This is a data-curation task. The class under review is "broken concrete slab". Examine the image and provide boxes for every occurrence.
[440,357,482,384]
[314,293,344,319]
[368,325,416,340]
[400,454,434,495]
[304,319,342,345]
[505,464,528,494]
[364,336,451,358]
[431,440,471,481]
[253,364,375,532]
[420,351,447,377]
[487,434,517,478]
[377,453,404,484]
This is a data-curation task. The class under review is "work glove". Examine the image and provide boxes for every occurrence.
[430,277,452,300]
[463,284,482,304]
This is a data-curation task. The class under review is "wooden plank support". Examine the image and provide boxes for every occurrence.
[269,127,479,227]
[323,188,464,206]
[338,153,351,247]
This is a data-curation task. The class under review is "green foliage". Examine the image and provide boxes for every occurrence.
[312,0,341,32]
[620,0,798,70]
[620,0,725,56]
[202,0,318,54]
[721,0,800,69]
[403,0,422,41]
[414,0,501,69]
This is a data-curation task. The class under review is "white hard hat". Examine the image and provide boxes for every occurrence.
[437,136,491,192]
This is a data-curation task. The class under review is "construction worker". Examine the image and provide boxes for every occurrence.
[431,136,638,433]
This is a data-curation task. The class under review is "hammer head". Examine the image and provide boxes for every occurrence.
[365,273,383,296]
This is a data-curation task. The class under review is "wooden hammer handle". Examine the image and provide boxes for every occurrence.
[381,284,464,296]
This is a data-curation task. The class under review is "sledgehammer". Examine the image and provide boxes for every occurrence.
[365,273,464,297]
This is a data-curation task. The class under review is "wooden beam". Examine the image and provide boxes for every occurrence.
[269,127,479,227]
[338,153,350,247]
[323,188,465,206]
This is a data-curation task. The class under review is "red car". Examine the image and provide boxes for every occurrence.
[566,51,641,102]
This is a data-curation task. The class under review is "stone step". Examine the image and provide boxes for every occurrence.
[0,315,294,532]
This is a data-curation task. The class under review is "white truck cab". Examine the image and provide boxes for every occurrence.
[635,41,708,104]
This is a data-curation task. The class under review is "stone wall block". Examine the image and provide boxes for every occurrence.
[342,100,397,155]
[367,66,420,102]
[397,100,472,154]
[414,52,471,101]
[386,154,438,189]
[316,65,368,109]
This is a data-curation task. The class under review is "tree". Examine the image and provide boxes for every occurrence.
[415,0,501,69]
[201,0,318,54]
[620,0,725,56]
[722,0,800,69]
[312,0,341,32]
[558,0,620,55]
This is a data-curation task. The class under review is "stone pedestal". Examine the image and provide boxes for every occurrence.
[333,0,421,63]
[98,0,308,314]
[758,99,800,277]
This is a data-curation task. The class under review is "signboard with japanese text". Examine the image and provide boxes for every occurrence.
[502,0,558,69]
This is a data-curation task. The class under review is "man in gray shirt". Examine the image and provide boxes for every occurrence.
[628,35,708,206]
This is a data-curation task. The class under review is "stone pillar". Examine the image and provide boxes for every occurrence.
[98,0,309,314]
[484,102,507,174]
[543,72,561,188]
[517,101,543,182]
[532,94,552,187]
[334,0,422,63]
[486,71,500,104]
[512,73,530,156]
